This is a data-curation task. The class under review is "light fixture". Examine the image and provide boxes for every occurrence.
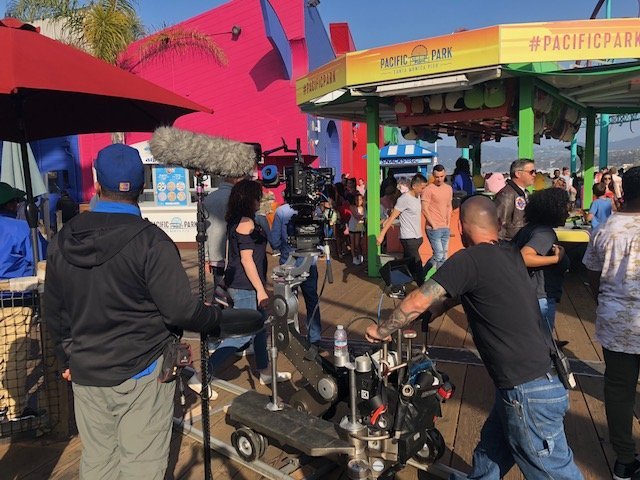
[231,25,241,40]
[569,75,634,98]
[375,75,469,97]
[310,88,348,105]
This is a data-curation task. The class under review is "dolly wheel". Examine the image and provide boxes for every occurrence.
[257,431,268,458]
[413,428,445,464]
[232,428,264,462]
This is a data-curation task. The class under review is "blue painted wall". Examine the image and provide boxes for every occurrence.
[260,0,292,79]
[304,4,341,178]
[304,5,335,71]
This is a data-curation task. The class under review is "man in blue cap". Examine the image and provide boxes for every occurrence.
[45,144,223,480]
[0,182,47,422]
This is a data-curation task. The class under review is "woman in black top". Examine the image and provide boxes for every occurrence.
[512,188,570,337]
[209,180,291,385]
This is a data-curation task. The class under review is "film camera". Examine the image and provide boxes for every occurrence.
[261,138,334,253]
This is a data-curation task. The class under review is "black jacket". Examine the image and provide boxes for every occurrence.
[45,212,220,387]
[494,180,529,241]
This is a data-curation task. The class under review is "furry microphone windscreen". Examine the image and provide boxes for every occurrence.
[149,127,257,177]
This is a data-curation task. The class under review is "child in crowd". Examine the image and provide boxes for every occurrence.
[320,199,338,257]
[586,183,613,230]
[335,182,352,258]
[348,192,367,265]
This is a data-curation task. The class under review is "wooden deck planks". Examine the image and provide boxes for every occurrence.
[2,252,626,480]
[562,273,602,362]
[433,362,466,468]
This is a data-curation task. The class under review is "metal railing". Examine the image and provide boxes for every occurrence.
[0,287,70,438]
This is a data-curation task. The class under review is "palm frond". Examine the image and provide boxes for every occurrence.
[119,27,227,71]
[6,0,78,22]
[82,0,143,63]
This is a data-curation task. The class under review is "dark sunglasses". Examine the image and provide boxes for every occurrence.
[519,169,536,176]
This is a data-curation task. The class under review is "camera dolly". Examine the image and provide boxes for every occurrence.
[227,254,454,479]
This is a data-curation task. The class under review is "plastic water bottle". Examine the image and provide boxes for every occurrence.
[334,325,348,358]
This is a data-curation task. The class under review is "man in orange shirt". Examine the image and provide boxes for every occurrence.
[422,165,453,270]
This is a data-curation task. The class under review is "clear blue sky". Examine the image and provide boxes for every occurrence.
[134,0,640,144]
[136,0,640,48]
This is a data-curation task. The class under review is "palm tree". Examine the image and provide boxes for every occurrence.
[6,0,226,67]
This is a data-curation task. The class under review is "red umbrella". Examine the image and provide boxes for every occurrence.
[0,17,211,265]
[0,17,211,141]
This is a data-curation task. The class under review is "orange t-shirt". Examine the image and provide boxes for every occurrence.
[421,183,453,229]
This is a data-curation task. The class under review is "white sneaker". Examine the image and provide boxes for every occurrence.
[259,371,292,385]
[187,375,218,400]
[235,344,255,357]
[353,256,361,266]
[207,340,219,355]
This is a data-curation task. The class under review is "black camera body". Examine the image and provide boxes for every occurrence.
[283,163,334,207]
[261,139,334,253]
[283,163,334,253]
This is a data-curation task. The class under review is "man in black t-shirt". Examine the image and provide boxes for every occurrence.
[366,196,583,480]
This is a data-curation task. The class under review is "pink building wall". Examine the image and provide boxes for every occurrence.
[329,23,375,183]
[78,0,332,201]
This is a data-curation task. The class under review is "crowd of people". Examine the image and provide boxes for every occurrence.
[367,159,640,480]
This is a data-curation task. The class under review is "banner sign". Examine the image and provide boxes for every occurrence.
[296,56,347,104]
[296,19,640,106]
[347,27,500,86]
[499,19,640,63]
[380,158,432,166]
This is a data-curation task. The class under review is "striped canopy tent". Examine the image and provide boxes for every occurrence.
[378,144,435,166]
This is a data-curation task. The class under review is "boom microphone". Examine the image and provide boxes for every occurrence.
[149,127,257,177]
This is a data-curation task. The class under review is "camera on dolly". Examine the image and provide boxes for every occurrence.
[260,138,334,253]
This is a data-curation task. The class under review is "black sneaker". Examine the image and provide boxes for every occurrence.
[613,459,640,480]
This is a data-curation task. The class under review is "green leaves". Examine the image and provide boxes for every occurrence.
[7,1,226,69]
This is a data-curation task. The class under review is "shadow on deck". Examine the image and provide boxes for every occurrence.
[3,249,635,480]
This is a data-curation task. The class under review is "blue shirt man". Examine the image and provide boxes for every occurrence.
[588,197,613,230]
[270,203,322,346]
[0,182,47,421]
[0,183,47,281]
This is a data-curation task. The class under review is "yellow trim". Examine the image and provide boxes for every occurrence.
[296,18,640,106]
[554,227,591,243]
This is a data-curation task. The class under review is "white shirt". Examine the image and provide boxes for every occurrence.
[583,213,640,354]
[560,174,573,191]
[394,192,422,239]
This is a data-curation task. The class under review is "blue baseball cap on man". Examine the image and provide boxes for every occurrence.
[95,144,144,193]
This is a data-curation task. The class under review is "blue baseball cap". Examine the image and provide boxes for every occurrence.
[95,144,144,193]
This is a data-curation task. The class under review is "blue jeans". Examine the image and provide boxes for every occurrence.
[282,259,322,345]
[451,373,583,480]
[426,227,450,269]
[538,298,557,341]
[208,288,268,372]
[300,264,321,344]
